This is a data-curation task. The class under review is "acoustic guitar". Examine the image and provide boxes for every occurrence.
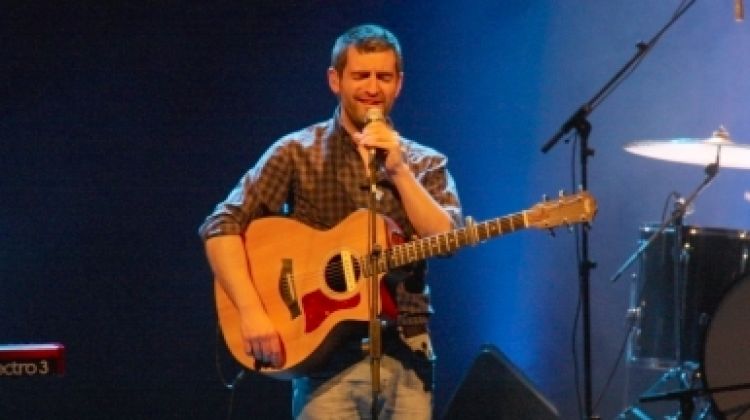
[215,191,597,379]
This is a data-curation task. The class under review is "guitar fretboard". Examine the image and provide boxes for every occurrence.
[364,211,529,274]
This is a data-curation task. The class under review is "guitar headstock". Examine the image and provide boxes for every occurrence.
[527,191,597,229]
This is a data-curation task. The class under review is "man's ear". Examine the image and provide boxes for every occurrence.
[395,72,404,98]
[327,67,340,95]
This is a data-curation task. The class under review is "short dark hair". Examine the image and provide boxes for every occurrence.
[331,24,403,74]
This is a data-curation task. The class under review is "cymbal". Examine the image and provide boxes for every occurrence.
[624,128,750,169]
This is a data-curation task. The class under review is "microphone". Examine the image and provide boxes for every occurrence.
[363,108,387,161]
[364,107,385,126]
[736,0,744,21]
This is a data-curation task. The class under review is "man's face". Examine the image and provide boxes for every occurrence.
[328,46,403,132]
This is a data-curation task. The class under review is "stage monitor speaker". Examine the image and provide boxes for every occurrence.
[442,344,559,420]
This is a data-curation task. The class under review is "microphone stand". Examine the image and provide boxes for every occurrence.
[609,161,718,284]
[540,2,697,418]
[366,149,383,420]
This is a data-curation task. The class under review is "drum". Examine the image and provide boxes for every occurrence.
[702,276,750,418]
[629,224,750,368]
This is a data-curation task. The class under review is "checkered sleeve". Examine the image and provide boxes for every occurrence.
[409,147,463,229]
[198,138,295,240]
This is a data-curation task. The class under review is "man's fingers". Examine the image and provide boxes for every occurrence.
[245,333,282,367]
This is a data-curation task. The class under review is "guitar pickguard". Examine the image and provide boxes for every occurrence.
[301,290,360,333]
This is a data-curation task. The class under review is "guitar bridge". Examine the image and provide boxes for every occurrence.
[279,258,301,319]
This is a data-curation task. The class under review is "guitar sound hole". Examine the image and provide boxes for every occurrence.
[325,254,361,292]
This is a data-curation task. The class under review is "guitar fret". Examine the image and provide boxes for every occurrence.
[476,223,486,241]
[451,230,461,248]
[492,218,502,236]
[458,228,468,247]
[501,217,512,232]
[485,221,494,237]
[382,192,593,271]
[418,240,427,260]
[482,223,492,240]
[407,243,415,262]
[380,212,535,273]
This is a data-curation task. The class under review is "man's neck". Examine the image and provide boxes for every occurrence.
[335,106,366,139]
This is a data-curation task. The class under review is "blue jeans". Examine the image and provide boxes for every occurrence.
[292,353,433,420]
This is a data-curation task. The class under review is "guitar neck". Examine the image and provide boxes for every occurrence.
[362,191,596,275]
[367,211,529,274]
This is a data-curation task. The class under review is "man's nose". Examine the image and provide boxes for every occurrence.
[364,75,378,94]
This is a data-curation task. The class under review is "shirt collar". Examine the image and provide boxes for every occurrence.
[330,106,358,152]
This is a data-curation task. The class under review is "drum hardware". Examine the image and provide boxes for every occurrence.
[625,223,750,419]
[635,361,708,419]
[617,128,750,418]
[639,380,750,419]
[625,305,641,323]
[617,362,712,419]
[609,133,721,284]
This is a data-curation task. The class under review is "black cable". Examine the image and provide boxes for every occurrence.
[593,320,634,412]
[661,191,681,223]
[568,133,584,419]
[215,322,248,420]
[590,190,686,412]
[572,291,584,419]
[564,1,697,415]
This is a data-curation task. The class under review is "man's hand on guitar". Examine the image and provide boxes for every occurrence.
[241,310,282,369]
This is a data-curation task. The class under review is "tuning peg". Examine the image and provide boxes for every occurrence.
[548,228,556,237]
[542,193,549,202]
[558,189,565,198]
[566,222,574,233]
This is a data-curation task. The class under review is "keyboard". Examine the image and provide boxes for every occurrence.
[0,343,65,377]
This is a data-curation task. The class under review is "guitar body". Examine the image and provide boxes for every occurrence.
[214,191,597,380]
[215,209,401,379]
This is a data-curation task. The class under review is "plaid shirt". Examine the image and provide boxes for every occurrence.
[199,109,462,328]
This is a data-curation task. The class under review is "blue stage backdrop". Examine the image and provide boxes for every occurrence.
[2,2,749,419]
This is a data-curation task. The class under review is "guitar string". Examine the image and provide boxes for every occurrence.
[251,203,583,290]
[264,233,466,286]
[260,205,585,288]
[264,215,530,285]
